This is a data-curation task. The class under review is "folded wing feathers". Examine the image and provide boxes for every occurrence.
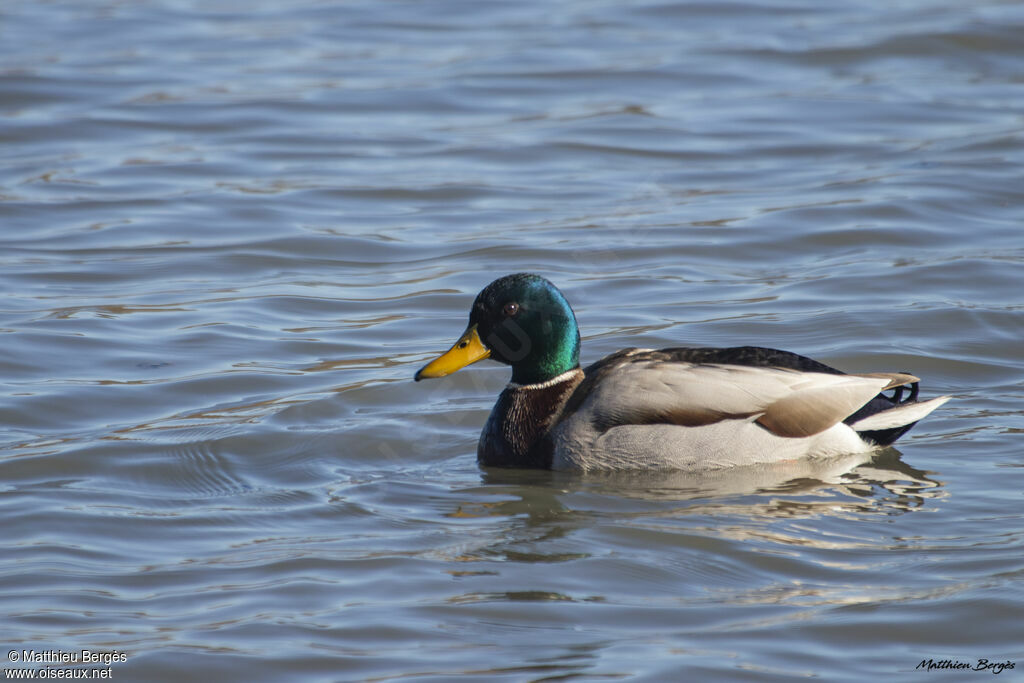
[756,378,889,437]
[858,372,920,390]
[585,362,922,438]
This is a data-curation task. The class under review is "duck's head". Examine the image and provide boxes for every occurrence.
[415,273,581,385]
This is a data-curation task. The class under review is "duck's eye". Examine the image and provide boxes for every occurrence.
[503,302,519,317]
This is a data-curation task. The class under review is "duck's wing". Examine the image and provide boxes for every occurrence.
[561,348,917,439]
[641,346,847,375]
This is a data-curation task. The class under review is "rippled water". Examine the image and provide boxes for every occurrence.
[2,0,1023,680]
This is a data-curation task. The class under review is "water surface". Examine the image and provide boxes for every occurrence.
[2,0,1022,680]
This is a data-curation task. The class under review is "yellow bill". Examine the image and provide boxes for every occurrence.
[414,324,491,381]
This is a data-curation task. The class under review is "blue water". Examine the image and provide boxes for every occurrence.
[1,0,1022,680]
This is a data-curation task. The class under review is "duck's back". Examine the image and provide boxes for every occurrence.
[548,347,925,472]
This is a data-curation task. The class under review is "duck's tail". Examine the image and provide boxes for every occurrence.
[845,380,951,446]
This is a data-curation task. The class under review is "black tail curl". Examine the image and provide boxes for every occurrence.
[844,374,921,446]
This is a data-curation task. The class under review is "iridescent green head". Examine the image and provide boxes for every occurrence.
[415,273,581,385]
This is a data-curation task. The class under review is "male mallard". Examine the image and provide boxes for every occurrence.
[415,273,950,471]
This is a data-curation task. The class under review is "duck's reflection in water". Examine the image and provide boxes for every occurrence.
[454,448,944,537]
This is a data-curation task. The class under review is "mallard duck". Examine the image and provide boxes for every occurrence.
[415,273,950,471]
